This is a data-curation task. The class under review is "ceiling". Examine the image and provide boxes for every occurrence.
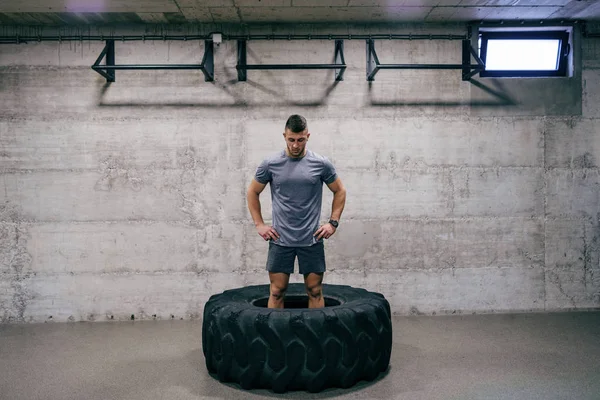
[0,0,599,25]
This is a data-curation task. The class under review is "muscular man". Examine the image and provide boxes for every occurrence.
[247,114,346,308]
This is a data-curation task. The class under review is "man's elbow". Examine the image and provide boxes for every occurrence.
[333,187,347,199]
[247,188,260,199]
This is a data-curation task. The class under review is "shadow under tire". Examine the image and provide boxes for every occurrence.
[202,283,392,393]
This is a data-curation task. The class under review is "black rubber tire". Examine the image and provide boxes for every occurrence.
[202,283,392,393]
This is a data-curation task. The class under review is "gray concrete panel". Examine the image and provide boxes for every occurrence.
[545,218,600,310]
[24,222,244,275]
[0,170,246,222]
[341,168,544,218]
[583,69,600,118]
[20,272,246,322]
[545,117,600,169]
[546,169,600,219]
[0,119,244,171]
[324,266,546,314]
[326,217,544,271]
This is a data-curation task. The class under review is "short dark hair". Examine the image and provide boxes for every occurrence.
[285,114,307,133]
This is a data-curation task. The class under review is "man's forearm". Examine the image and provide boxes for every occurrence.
[247,192,265,227]
[330,189,346,221]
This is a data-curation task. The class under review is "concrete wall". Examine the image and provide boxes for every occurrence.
[1,23,599,322]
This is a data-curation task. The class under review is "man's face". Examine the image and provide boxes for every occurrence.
[283,129,309,158]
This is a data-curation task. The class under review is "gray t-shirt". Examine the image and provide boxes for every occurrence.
[255,149,337,247]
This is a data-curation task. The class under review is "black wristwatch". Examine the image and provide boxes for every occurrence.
[328,219,339,228]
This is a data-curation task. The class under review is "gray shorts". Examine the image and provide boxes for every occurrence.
[266,241,326,275]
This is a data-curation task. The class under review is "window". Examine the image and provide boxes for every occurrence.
[479,31,570,78]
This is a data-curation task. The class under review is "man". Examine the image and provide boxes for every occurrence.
[247,114,346,309]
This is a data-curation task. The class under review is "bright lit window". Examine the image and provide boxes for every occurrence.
[479,31,570,77]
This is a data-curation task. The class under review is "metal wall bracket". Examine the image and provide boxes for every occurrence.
[91,40,215,82]
[236,39,346,82]
[366,39,485,81]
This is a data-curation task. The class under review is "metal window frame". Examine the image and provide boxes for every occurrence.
[479,31,570,78]
[366,39,485,82]
[236,39,346,82]
[91,39,214,82]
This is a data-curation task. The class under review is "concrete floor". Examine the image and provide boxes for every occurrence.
[0,312,599,400]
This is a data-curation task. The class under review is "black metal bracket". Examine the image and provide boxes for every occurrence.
[91,40,214,82]
[366,39,485,82]
[236,39,346,82]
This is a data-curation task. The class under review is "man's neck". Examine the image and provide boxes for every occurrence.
[285,148,307,159]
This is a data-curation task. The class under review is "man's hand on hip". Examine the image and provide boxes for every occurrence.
[257,224,279,241]
[314,223,336,240]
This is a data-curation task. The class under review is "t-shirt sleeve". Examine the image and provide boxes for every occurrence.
[255,158,272,184]
[321,157,337,185]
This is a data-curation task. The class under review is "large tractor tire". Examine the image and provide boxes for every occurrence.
[202,283,392,393]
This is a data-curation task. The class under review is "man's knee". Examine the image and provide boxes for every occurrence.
[270,282,288,300]
[305,282,322,299]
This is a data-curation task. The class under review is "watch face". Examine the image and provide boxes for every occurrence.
[330,220,338,228]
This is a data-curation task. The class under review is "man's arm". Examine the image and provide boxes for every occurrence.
[327,177,346,221]
[247,179,279,241]
[247,179,267,227]
[314,177,347,240]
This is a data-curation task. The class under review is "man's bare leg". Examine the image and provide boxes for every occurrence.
[268,272,290,309]
[304,272,324,308]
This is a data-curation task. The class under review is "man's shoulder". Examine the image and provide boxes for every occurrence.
[261,150,287,164]
[306,150,332,164]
